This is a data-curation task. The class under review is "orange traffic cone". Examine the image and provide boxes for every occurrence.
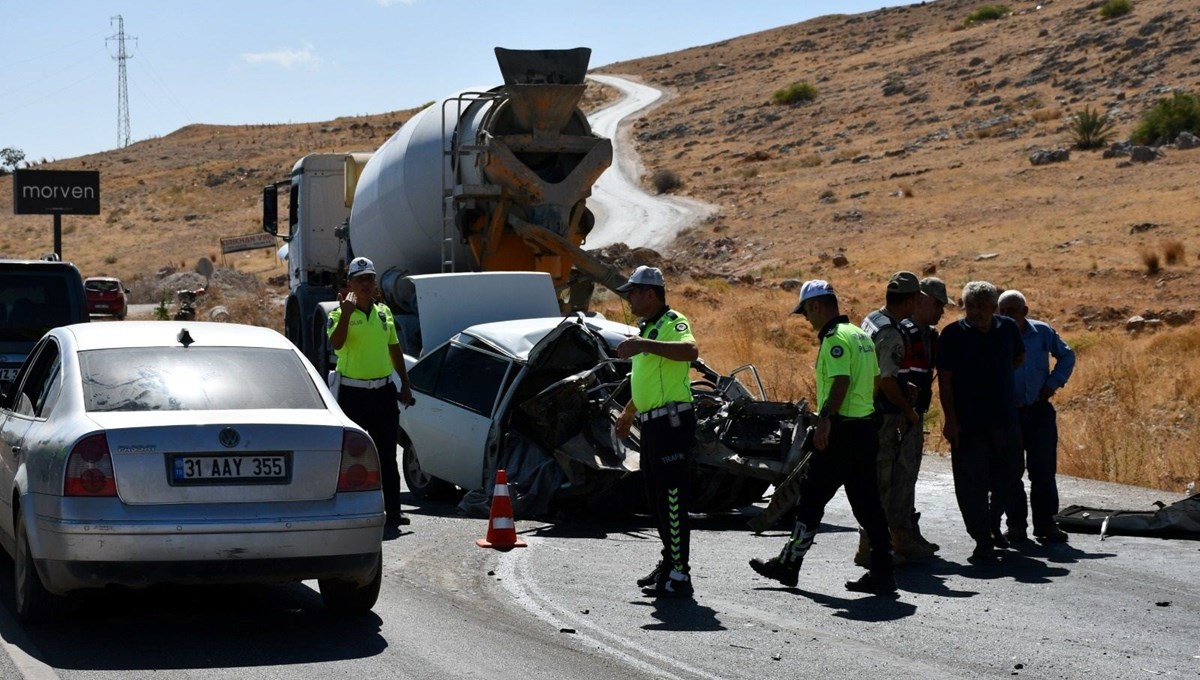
[476,469,527,551]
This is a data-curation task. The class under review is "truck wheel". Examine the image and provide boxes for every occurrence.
[318,551,382,614]
[401,439,455,500]
[14,507,69,623]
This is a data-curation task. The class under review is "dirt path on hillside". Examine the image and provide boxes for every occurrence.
[583,74,716,251]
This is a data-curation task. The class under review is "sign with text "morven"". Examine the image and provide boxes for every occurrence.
[220,232,277,254]
[12,169,101,215]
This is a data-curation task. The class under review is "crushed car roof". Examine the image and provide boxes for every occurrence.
[462,316,637,360]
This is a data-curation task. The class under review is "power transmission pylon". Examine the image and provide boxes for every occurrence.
[106,15,136,148]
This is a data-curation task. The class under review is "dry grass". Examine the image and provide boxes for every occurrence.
[1030,108,1064,123]
[1056,327,1200,491]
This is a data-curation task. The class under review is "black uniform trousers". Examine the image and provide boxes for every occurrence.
[640,409,697,575]
[338,383,402,520]
[792,415,893,574]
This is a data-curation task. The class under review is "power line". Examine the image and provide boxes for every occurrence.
[106,15,137,148]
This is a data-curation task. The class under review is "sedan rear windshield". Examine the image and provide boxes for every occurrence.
[85,280,121,292]
[79,347,326,412]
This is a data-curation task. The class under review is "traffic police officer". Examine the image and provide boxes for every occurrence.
[749,279,896,595]
[328,256,416,532]
[614,266,699,598]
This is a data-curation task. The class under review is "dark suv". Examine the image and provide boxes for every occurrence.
[0,259,89,390]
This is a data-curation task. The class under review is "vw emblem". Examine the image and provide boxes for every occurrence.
[218,427,241,449]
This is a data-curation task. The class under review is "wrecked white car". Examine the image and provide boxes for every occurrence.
[397,310,814,518]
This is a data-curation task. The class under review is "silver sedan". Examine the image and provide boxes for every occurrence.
[0,321,384,622]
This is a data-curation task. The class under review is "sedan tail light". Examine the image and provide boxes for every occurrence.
[338,430,381,492]
[64,433,117,497]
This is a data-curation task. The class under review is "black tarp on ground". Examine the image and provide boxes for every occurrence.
[1055,493,1200,540]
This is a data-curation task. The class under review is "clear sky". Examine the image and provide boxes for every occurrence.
[4,0,904,164]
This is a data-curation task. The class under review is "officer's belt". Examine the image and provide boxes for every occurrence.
[638,402,691,423]
[340,376,392,389]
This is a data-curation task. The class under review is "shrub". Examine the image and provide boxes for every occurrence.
[772,82,819,105]
[1099,0,1133,18]
[1069,106,1116,149]
[1131,91,1200,145]
[1141,248,1160,275]
[964,5,1011,25]
[1162,240,1185,265]
[1030,108,1064,123]
[651,169,682,194]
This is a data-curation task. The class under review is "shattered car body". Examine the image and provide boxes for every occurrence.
[398,313,813,518]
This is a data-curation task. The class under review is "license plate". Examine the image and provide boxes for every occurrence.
[171,454,291,485]
[0,368,18,384]
[95,303,109,309]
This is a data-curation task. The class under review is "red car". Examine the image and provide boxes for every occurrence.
[84,276,128,320]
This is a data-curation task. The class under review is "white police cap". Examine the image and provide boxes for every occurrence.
[615,265,665,292]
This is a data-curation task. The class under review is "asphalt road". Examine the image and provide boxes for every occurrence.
[1,452,1196,679]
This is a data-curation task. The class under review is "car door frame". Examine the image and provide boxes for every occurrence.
[400,339,516,491]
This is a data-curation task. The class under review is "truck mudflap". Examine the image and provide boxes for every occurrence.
[455,319,815,518]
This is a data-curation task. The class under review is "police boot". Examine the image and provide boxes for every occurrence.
[749,521,814,588]
[891,526,936,561]
[911,511,940,552]
[845,550,897,595]
[636,560,665,588]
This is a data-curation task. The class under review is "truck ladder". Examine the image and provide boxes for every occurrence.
[440,92,503,273]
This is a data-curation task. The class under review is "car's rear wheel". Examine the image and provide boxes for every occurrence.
[400,437,455,500]
[318,551,382,614]
[14,507,69,623]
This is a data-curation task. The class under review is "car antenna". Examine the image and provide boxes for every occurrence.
[177,328,195,348]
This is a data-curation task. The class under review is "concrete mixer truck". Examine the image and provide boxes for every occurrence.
[263,47,629,369]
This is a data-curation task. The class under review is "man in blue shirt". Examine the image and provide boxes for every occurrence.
[997,290,1076,544]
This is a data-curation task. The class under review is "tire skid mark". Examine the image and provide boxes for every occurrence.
[497,537,724,680]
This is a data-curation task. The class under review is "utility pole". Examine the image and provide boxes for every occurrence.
[106,15,136,148]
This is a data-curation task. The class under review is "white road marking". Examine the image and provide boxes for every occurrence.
[497,536,725,680]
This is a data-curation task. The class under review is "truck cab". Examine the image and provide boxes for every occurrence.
[263,153,372,365]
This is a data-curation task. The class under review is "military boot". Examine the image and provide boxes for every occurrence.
[855,528,906,568]
[749,521,814,588]
[911,511,940,552]
[891,526,936,561]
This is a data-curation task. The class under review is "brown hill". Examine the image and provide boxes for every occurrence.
[1,0,1196,491]
[596,0,1198,325]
